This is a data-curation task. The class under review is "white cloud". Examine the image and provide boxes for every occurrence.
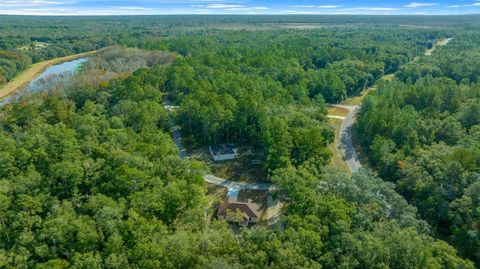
[318,5,340,8]
[289,5,315,8]
[1,0,472,16]
[0,0,68,6]
[200,3,268,12]
[404,2,438,8]
[205,4,244,9]
[114,6,152,11]
[289,5,340,9]
[341,7,399,11]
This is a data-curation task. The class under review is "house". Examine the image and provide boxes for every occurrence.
[217,198,261,224]
[209,144,238,161]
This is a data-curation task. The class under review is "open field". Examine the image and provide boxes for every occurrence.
[0,50,99,100]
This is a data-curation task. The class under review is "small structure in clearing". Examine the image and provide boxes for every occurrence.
[217,197,261,224]
[209,144,238,161]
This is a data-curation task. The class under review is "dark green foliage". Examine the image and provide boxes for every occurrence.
[358,32,480,265]
[0,15,476,268]
[0,62,470,268]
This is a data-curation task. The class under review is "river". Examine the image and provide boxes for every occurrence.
[0,58,87,107]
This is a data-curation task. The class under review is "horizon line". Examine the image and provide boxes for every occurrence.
[1,13,480,17]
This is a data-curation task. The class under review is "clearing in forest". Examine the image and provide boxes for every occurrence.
[425,38,453,56]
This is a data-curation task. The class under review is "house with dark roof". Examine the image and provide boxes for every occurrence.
[217,198,261,224]
[209,144,238,161]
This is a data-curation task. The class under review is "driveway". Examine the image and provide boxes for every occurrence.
[204,174,276,199]
[164,99,276,197]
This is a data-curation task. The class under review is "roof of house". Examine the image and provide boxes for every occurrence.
[210,144,237,156]
[218,198,260,220]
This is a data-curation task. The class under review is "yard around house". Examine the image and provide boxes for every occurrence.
[237,189,283,223]
[190,145,268,183]
[196,144,282,225]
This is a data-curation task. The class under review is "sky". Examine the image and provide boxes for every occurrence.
[1,0,480,16]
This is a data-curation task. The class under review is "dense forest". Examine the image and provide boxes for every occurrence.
[358,30,480,265]
[0,15,479,268]
[0,56,473,269]
[0,14,462,87]
[151,28,436,173]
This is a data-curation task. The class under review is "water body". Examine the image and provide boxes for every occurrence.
[28,58,87,92]
[0,57,87,107]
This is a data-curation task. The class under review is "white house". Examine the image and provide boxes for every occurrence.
[209,144,238,161]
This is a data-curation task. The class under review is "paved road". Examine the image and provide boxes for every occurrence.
[333,105,363,173]
[331,38,454,174]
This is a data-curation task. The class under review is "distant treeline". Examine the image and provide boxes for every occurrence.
[1,14,474,86]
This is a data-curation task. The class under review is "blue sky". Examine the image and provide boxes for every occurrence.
[1,0,480,15]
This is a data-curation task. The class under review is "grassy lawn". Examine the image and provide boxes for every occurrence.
[0,50,99,100]
[210,157,267,183]
[191,146,268,183]
[328,106,350,117]
[327,118,351,174]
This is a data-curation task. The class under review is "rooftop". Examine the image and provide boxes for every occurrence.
[210,144,237,156]
[218,198,261,221]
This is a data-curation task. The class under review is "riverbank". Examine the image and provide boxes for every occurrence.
[0,49,99,100]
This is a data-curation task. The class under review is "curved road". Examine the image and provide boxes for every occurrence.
[333,105,362,173]
[331,37,453,173]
